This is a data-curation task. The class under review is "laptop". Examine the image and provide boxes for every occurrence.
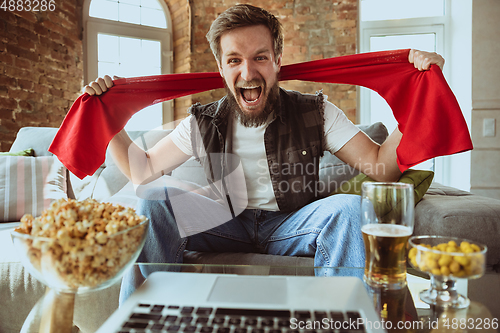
[97,272,385,333]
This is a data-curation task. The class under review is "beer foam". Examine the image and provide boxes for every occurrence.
[361,224,412,237]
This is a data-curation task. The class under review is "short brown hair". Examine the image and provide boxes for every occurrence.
[206,4,284,64]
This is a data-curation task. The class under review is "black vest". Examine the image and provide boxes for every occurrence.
[189,88,325,212]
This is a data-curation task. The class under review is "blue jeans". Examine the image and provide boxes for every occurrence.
[120,187,364,302]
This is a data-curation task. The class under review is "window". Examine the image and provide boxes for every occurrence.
[360,0,445,21]
[89,0,167,28]
[359,0,447,178]
[83,0,173,131]
[359,0,473,191]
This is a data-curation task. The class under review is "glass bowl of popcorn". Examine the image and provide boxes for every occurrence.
[11,198,148,294]
[408,235,487,309]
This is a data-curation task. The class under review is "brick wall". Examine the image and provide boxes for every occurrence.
[166,0,193,121]
[0,0,357,151]
[0,0,84,151]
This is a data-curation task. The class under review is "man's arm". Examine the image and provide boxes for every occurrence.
[108,130,190,184]
[84,76,191,184]
[334,49,444,181]
[335,129,402,182]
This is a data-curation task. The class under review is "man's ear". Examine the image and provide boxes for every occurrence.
[276,54,282,71]
[216,60,224,77]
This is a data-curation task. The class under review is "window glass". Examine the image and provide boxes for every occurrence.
[142,40,162,68]
[367,33,437,171]
[97,34,163,130]
[141,6,167,28]
[367,33,436,134]
[97,34,119,63]
[90,0,167,29]
[141,0,162,10]
[89,0,118,21]
[119,2,141,25]
[119,0,139,5]
[370,33,436,52]
[360,0,445,21]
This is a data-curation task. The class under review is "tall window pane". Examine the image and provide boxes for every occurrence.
[97,34,162,131]
[366,33,437,171]
[360,0,445,21]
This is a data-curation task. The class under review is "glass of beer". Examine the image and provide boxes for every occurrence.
[361,182,414,290]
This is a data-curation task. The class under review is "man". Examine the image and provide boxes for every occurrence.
[85,4,444,300]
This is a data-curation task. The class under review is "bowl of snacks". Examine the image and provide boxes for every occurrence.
[408,235,487,308]
[11,198,148,294]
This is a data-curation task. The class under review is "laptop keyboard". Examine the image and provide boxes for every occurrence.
[117,304,367,333]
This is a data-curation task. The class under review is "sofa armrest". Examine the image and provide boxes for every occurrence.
[414,183,500,270]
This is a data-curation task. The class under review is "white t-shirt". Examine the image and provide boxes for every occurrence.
[170,96,359,210]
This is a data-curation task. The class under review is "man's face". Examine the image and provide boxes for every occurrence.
[217,25,282,126]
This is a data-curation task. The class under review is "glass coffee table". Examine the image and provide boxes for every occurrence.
[22,263,499,333]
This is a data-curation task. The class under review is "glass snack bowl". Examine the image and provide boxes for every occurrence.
[11,218,148,294]
[408,235,487,309]
[10,199,149,332]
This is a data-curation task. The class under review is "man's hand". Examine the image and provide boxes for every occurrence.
[408,49,445,71]
[83,75,119,95]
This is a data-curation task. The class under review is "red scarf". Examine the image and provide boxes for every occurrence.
[48,49,472,179]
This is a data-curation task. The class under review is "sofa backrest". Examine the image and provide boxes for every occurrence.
[317,122,388,196]
[9,127,173,201]
[9,123,388,201]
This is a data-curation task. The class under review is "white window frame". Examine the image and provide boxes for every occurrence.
[82,0,174,126]
[359,18,447,124]
[358,3,451,185]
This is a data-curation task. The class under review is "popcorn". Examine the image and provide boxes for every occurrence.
[15,198,147,289]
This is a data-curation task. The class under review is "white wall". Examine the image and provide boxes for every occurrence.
[470,0,500,200]
[444,0,472,191]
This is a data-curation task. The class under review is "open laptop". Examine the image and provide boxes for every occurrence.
[97,272,385,333]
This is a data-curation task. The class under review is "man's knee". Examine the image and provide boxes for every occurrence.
[321,194,361,213]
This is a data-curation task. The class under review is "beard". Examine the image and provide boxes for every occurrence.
[224,79,280,128]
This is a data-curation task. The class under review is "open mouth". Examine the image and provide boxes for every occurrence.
[239,86,263,105]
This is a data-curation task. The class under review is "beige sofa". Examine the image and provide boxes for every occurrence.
[1,125,500,332]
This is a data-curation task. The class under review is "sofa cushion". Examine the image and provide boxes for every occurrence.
[0,262,46,333]
[317,122,389,197]
[0,222,46,332]
[0,156,67,222]
[332,169,435,204]
[171,157,209,187]
[9,127,175,202]
[9,127,58,157]
[0,148,35,156]
[107,175,214,211]
[414,183,500,268]
[9,127,86,201]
